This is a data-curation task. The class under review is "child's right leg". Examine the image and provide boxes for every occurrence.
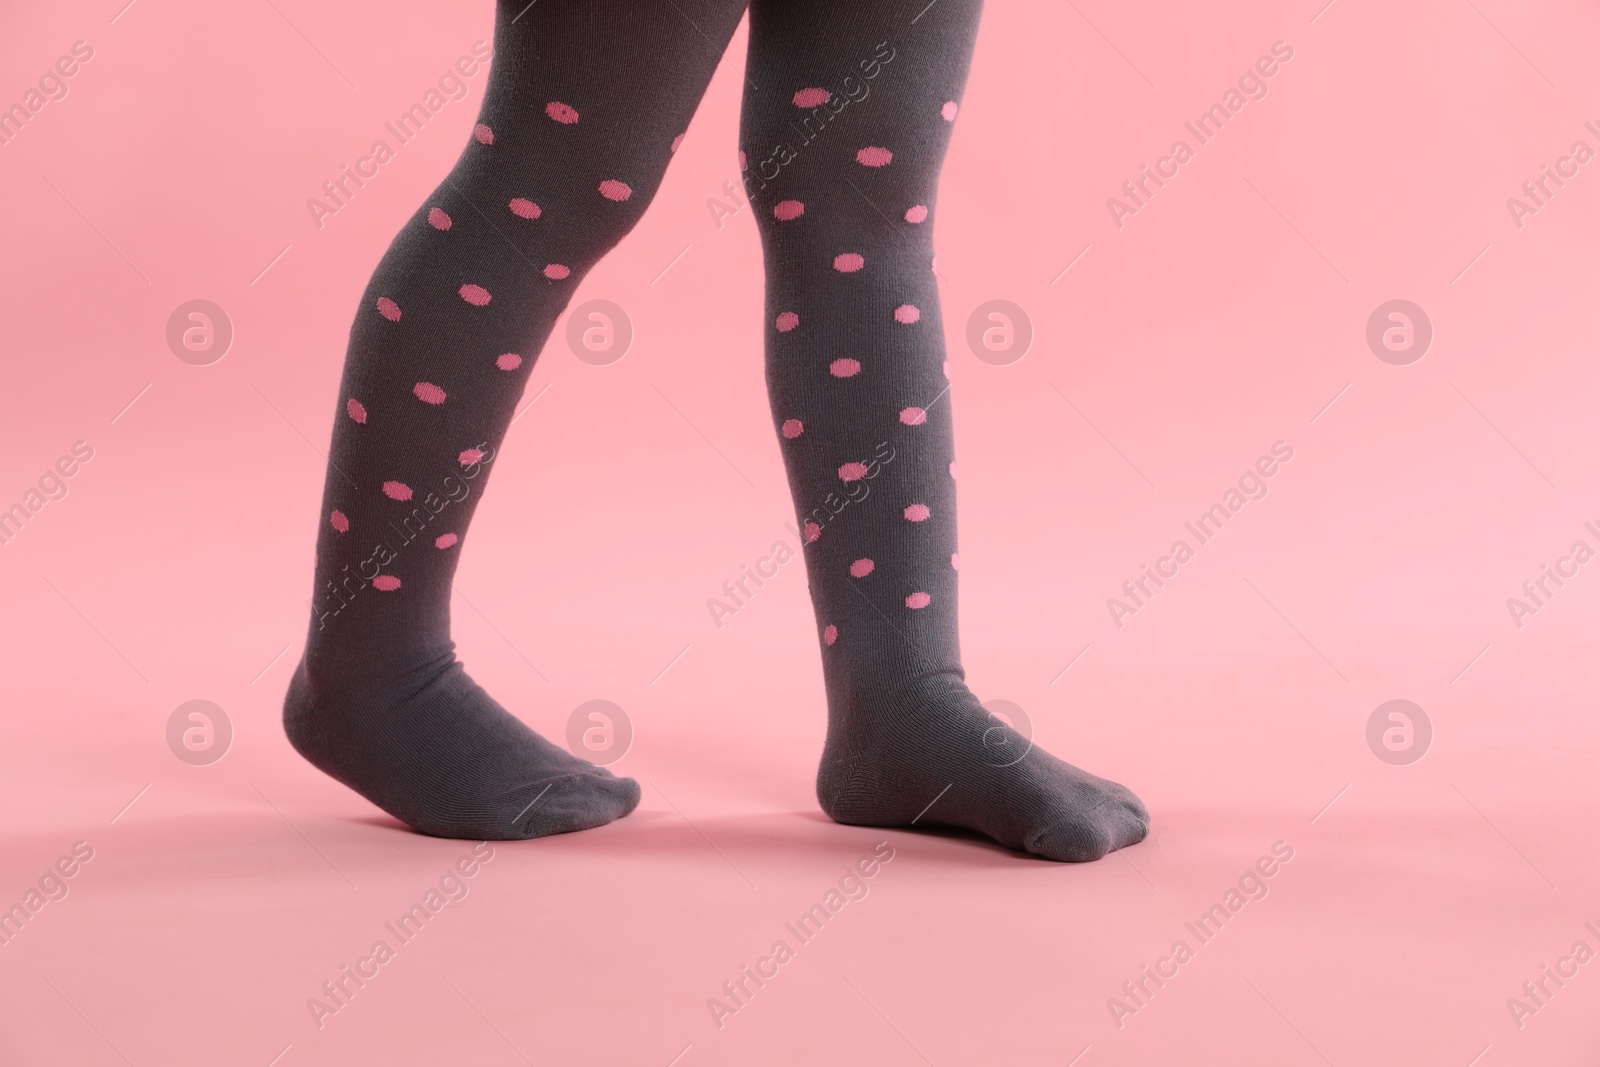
[284,0,748,840]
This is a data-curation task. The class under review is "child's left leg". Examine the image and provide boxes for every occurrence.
[740,0,1148,860]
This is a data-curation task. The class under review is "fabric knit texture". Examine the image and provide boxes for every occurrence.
[285,0,1149,860]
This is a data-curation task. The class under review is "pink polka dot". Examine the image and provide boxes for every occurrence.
[906,591,931,609]
[376,297,401,321]
[942,101,959,121]
[330,510,349,533]
[823,624,837,645]
[545,101,579,124]
[899,406,927,425]
[775,311,800,332]
[894,304,920,324]
[373,575,402,591]
[856,147,893,168]
[497,353,523,371]
[383,481,412,501]
[774,200,805,220]
[544,264,571,280]
[509,198,541,219]
[781,419,804,439]
[830,358,861,378]
[951,553,960,570]
[905,204,929,223]
[904,504,930,522]
[427,207,451,230]
[850,558,875,578]
[459,284,491,306]
[671,133,685,153]
[474,124,494,144]
[347,399,367,424]
[833,252,864,273]
[839,462,868,482]
[435,533,459,549]
[803,521,821,543]
[458,448,484,465]
[739,150,748,170]
[949,461,957,479]
[413,382,446,405]
[599,179,632,201]
[793,87,830,107]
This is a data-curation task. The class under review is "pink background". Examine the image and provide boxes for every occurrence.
[3,0,1599,1063]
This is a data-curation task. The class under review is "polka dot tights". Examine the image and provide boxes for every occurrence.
[284,0,1149,859]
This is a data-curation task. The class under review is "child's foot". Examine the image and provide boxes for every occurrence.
[284,653,639,840]
[817,675,1148,861]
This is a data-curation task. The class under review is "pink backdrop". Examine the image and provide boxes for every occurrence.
[2,0,1598,1063]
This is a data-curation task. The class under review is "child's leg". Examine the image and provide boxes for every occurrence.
[741,0,1148,860]
[284,0,749,840]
